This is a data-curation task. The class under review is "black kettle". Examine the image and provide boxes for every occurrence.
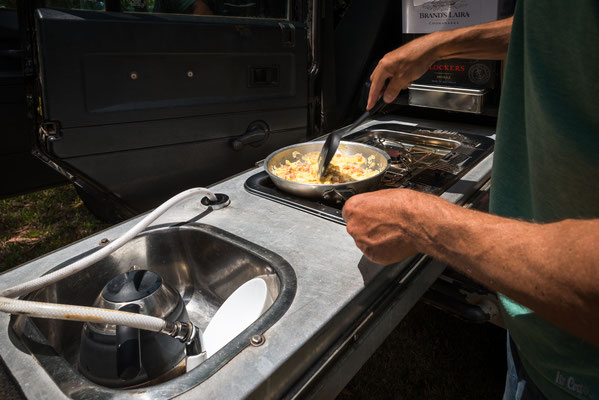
[79,269,190,388]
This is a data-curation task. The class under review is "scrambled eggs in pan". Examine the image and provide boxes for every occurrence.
[271,151,381,184]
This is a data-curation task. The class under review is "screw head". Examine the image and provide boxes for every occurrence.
[130,71,138,80]
[250,334,265,347]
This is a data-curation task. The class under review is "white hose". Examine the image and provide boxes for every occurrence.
[1,187,216,299]
[0,297,166,333]
[0,187,218,334]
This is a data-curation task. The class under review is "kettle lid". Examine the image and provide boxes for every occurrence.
[102,270,163,303]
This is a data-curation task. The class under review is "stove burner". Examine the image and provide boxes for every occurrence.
[358,132,459,181]
[245,124,494,224]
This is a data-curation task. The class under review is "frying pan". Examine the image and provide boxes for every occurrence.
[264,141,391,203]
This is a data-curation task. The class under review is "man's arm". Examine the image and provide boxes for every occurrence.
[368,17,513,109]
[342,189,599,347]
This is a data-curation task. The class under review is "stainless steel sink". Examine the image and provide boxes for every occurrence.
[9,223,296,399]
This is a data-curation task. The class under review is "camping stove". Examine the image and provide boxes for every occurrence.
[245,122,494,224]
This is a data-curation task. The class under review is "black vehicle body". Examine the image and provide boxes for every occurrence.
[4,0,318,221]
[1,0,504,380]
[2,0,510,211]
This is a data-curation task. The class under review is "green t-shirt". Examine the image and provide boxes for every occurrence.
[490,1,599,399]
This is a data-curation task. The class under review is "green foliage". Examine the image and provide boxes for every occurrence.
[22,0,157,12]
[45,0,105,10]
[121,0,156,12]
[0,0,18,9]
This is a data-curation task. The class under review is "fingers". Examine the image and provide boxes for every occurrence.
[342,204,356,228]
[342,192,370,222]
[343,190,418,265]
[353,238,376,262]
[368,58,408,108]
[367,68,390,110]
[383,76,406,104]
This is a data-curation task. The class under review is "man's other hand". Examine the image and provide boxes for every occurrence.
[342,189,429,265]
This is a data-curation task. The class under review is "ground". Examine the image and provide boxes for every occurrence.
[0,185,110,272]
[337,301,506,399]
[0,185,506,399]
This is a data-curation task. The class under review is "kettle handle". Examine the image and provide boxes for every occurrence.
[116,304,142,380]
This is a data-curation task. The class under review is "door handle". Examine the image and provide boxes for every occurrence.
[231,122,270,151]
[248,66,279,87]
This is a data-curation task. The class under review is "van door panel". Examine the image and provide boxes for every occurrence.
[33,8,308,216]
[82,53,295,114]
[48,108,304,158]
[36,9,306,127]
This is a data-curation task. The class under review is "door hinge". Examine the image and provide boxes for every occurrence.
[278,22,296,47]
[39,121,61,142]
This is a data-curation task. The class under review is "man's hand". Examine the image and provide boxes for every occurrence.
[342,189,437,264]
[343,187,599,346]
[366,17,513,110]
[367,36,440,110]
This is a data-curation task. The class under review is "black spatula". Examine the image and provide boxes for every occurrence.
[316,97,387,178]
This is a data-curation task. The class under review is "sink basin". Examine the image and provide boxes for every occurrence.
[9,223,296,399]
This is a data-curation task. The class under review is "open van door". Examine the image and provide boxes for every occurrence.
[24,0,309,220]
[1,5,66,198]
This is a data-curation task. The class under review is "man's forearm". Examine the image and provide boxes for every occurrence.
[429,16,513,61]
[413,200,599,346]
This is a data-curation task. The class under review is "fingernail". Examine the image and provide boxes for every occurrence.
[384,93,393,102]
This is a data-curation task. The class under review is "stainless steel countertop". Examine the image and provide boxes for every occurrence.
[0,117,495,399]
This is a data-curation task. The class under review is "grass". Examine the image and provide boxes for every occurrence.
[0,186,506,399]
[0,184,110,272]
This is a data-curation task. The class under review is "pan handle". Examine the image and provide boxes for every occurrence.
[323,187,356,204]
